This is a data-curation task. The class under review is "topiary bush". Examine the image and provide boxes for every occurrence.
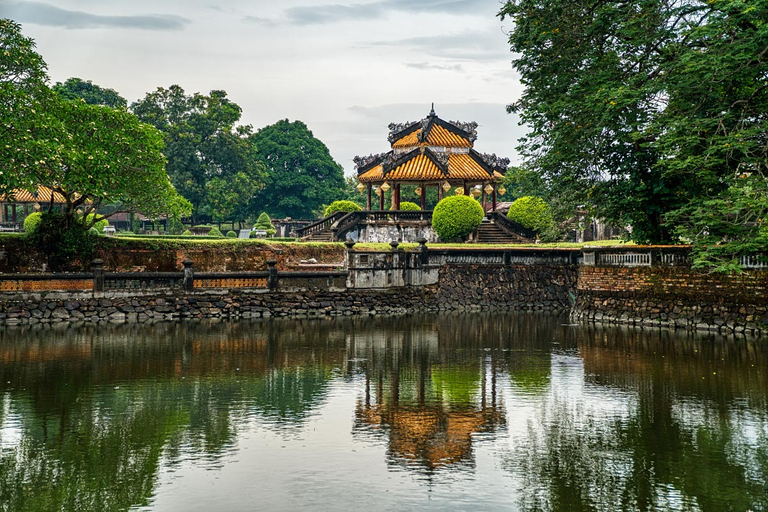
[88,227,99,236]
[432,196,484,242]
[226,230,237,238]
[391,201,421,211]
[182,229,192,236]
[83,213,109,233]
[208,226,224,238]
[23,212,43,234]
[324,200,361,218]
[507,196,553,231]
[254,212,277,236]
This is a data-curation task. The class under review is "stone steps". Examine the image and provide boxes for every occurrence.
[475,221,530,244]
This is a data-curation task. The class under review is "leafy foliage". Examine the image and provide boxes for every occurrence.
[0,19,65,193]
[208,226,224,238]
[0,21,191,242]
[499,0,768,248]
[254,212,276,236]
[432,196,484,241]
[324,200,361,217]
[507,196,553,232]
[28,212,94,270]
[22,211,42,234]
[83,212,109,232]
[226,230,237,238]
[132,86,264,223]
[251,120,345,219]
[52,77,126,108]
[667,173,768,272]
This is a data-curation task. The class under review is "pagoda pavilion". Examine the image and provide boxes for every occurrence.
[355,105,509,211]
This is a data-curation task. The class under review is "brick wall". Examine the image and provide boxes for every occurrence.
[574,266,768,335]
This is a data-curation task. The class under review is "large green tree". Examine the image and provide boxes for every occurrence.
[131,86,264,223]
[52,77,127,108]
[0,20,190,229]
[499,0,768,250]
[0,19,64,194]
[250,119,345,219]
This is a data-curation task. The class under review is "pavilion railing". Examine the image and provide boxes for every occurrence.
[487,211,536,241]
[296,211,347,239]
[299,210,434,241]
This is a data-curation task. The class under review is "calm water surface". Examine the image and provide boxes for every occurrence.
[0,313,766,511]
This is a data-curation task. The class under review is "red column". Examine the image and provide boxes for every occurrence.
[420,183,426,210]
[492,189,497,212]
[394,184,401,210]
[380,188,385,210]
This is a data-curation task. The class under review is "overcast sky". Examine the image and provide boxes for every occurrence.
[1,0,526,175]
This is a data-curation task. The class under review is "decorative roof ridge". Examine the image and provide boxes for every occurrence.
[438,118,478,143]
[468,149,503,177]
[422,147,450,175]
[382,147,421,176]
[354,152,392,175]
[387,121,420,144]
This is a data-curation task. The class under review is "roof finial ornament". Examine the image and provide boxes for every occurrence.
[429,103,436,117]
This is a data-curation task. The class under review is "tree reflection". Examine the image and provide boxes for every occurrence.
[509,325,768,512]
[0,319,347,512]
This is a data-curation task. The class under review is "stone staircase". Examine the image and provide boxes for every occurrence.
[303,230,335,242]
[475,219,531,244]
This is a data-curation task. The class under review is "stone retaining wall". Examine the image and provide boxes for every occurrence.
[0,264,578,325]
[573,266,768,336]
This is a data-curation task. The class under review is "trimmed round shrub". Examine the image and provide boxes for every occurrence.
[432,196,484,242]
[324,200,361,218]
[23,212,43,234]
[391,201,421,211]
[226,230,237,238]
[83,213,109,232]
[88,227,99,236]
[208,226,224,238]
[254,212,277,236]
[182,229,192,236]
[507,196,553,231]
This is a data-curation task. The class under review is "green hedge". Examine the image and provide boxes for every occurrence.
[507,196,553,231]
[432,196,484,241]
[324,200,361,217]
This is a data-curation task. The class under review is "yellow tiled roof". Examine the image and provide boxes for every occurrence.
[392,130,420,149]
[0,186,67,204]
[358,152,501,183]
[391,124,472,150]
[427,125,472,148]
[448,154,495,180]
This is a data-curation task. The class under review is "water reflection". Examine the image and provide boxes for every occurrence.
[0,315,765,511]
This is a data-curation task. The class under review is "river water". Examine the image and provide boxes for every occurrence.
[0,313,766,512]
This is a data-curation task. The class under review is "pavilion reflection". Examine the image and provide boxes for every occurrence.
[347,316,517,473]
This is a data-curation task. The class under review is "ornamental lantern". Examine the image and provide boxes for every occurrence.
[415,186,422,196]
[442,181,451,192]
[374,186,382,196]
[498,185,507,197]
[471,187,481,198]
[455,187,464,195]
[356,182,365,194]
[380,182,391,193]
[484,184,494,195]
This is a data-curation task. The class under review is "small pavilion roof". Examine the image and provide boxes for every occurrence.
[0,186,67,204]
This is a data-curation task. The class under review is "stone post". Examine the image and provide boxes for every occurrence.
[345,239,356,288]
[91,259,104,292]
[182,259,194,291]
[417,237,429,266]
[267,259,278,291]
